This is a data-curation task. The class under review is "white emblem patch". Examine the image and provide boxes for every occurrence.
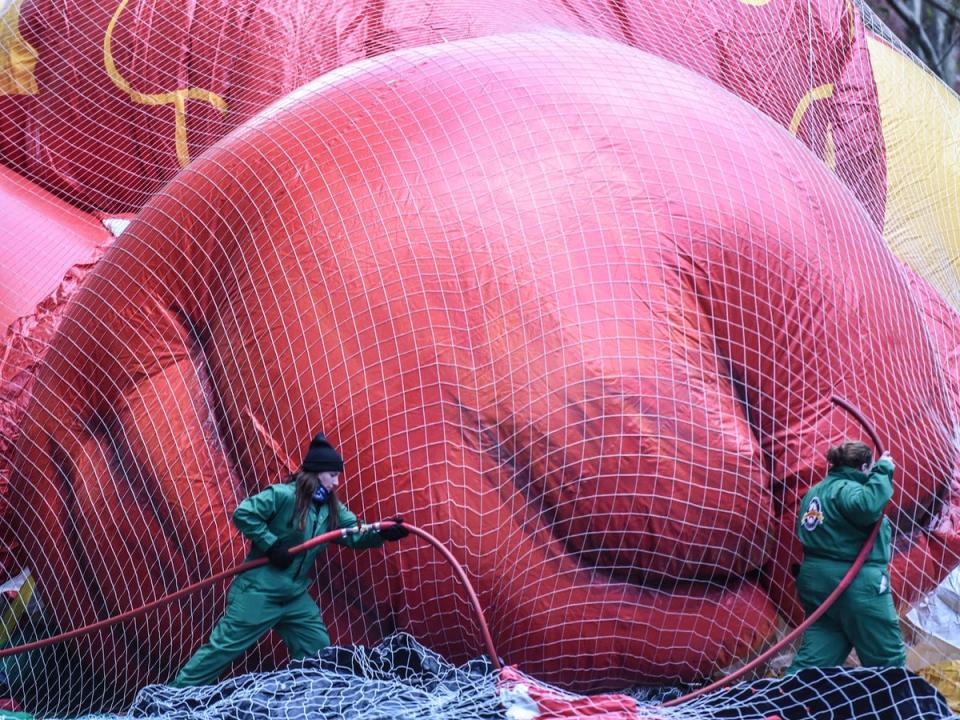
[801,497,824,532]
[879,574,888,594]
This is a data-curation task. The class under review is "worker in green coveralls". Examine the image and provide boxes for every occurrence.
[172,433,409,687]
[787,440,906,672]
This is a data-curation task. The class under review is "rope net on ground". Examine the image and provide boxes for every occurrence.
[40,634,955,720]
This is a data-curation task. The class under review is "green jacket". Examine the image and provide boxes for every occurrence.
[233,482,385,598]
[797,458,894,567]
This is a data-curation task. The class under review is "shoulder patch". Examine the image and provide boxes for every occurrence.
[801,497,824,532]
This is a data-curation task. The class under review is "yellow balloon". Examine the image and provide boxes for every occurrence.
[869,35,960,309]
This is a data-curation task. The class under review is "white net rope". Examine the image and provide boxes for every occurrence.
[0,0,956,718]
[85,634,960,720]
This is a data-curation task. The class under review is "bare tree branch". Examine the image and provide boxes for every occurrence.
[886,0,941,69]
[924,0,960,26]
[935,28,960,66]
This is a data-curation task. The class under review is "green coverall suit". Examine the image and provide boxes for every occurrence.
[172,483,385,686]
[787,457,906,672]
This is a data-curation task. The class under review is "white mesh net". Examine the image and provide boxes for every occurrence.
[0,0,958,718]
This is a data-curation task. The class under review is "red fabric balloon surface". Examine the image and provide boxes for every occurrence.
[10,33,957,711]
[0,0,883,223]
[0,164,109,329]
[0,165,111,580]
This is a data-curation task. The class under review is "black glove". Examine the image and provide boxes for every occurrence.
[380,516,409,542]
[266,541,295,569]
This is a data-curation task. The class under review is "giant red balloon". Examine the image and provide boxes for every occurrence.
[10,32,958,713]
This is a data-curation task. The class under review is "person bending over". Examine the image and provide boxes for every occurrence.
[787,440,906,672]
[172,432,408,686]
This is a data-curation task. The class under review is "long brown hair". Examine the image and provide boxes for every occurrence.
[826,441,873,470]
[292,471,341,533]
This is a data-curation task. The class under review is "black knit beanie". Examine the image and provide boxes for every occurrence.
[300,432,344,473]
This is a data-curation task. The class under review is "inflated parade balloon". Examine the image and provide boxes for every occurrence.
[0,0,959,716]
[8,30,960,712]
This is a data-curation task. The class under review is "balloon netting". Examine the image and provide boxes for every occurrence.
[0,0,958,716]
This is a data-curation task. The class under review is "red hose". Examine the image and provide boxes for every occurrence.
[662,394,885,707]
[0,521,502,671]
[403,524,502,670]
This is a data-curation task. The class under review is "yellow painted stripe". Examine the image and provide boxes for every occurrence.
[789,83,835,135]
[103,0,227,166]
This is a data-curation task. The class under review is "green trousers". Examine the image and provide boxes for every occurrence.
[787,561,906,672]
[172,576,330,687]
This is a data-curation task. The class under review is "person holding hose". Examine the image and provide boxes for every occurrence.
[787,440,906,672]
[172,432,409,687]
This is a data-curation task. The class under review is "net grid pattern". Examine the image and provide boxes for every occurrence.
[0,0,956,718]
